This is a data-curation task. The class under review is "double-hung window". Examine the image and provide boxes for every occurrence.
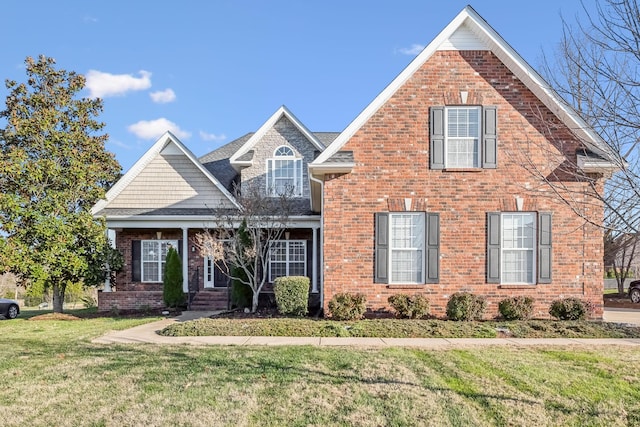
[266,146,303,197]
[487,212,552,284]
[430,105,497,169]
[141,240,178,282]
[374,212,440,284]
[501,213,536,284]
[269,240,306,282]
[446,107,480,168]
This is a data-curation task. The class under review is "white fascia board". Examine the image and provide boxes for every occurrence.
[230,105,325,166]
[577,156,620,173]
[91,132,241,214]
[313,5,615,165]
[105,215,321,229]
[308,162,355,175]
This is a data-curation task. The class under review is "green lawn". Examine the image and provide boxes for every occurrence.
[2,314,640,426]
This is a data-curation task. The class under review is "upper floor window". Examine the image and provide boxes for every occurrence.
[266,145,303,197]
[446,107,480,168]
[430,105,497,170]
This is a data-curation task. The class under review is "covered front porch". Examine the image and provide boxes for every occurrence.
[99,216,322,312]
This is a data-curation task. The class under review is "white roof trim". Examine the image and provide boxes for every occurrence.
[313,5,615,165]
[229,105,325,166]
[91,131,241,214]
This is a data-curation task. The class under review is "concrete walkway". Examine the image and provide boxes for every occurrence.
[91,308,640,348]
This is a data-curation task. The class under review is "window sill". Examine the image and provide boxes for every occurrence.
[386,284,425,289]
[498,284,537,289]
[443,168,483,172]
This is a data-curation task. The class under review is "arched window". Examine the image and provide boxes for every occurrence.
[266,145,302,196]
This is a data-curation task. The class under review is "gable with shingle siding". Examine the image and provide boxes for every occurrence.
[107,153,235,210]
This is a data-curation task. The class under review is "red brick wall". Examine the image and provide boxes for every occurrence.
[322,51,605,319]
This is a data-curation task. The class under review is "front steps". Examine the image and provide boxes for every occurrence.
[189,289,229,310]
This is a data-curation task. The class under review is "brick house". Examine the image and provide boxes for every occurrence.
[93,6,616,317]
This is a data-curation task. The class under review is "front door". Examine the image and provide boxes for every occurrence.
[203,257,230,288]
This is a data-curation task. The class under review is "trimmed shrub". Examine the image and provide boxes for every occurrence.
[446,292,487,321]
[163,247,185,309]
[498,296,534,320]
[388,294,430,319]
[549,297,592,320]
[230,266,252,309]
[274,276,310,316]
[328,293,366,321]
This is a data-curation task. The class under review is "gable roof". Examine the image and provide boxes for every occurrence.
[91,131,241,215]
[311,5,617,167]
[229,105,326,169]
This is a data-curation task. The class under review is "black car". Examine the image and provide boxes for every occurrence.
[0,298,20,319]
[629,280,640,304]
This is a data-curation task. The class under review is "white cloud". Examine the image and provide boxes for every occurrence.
[150,88,176,104]
[86,70,152,98]
[398,44,425,55]
[127,118,191,140]
[199,131,226,142]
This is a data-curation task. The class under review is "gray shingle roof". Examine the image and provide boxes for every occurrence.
[326,150,354,164]
[198,131,340,190]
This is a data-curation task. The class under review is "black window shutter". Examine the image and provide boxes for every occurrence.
[374,213,389,283]
[177,240,183,256]
[538,212,552,284]
[426,213,440,283]
[482,106,497,168]
[430,107,445,169]
[132,240,141,282]
[487,212,501,283]
[306,239,313,282]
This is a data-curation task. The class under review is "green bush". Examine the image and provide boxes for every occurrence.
[388,294,430,319]
[446,292,487,321]
[163,247,185,308]
[498,296,534,320]
[230,266,253,309]
[549,297,592,320]
[274,276,310,316]
[328,293,366,321]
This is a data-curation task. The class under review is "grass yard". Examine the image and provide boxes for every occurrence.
[2,314,640,426]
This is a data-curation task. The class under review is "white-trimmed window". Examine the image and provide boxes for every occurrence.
[501,213,536,284]
[266,145,303,197]
[446,106,481,168]
[269,240,306,282]
[389,213,425,283]
[141,240,178,282]
[374,212,439,285]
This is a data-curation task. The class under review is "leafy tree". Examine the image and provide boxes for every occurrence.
[163,247,184,309]
[0,56,121,312]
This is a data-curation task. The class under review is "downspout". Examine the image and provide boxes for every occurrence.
[309,173,325,310]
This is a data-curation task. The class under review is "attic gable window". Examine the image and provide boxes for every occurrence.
[430,106,497,169]
[446,107,480,167]
[267,145,303,197]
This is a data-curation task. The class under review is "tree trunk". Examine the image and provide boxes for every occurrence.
[52,283,66,313]
[251,290,259,313]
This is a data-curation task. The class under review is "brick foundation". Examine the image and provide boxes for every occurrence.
[98,291,165,312]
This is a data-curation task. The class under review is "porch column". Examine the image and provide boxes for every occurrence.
[103,228,116,292]
[312,226,318,293]
[182,227,189,293]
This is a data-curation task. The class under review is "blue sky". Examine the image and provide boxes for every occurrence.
[1,1,594,172]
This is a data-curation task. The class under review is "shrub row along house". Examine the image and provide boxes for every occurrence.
[92,6,617,318]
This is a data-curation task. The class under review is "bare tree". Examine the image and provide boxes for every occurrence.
[194,183,293,313]
[535,0,640,293]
